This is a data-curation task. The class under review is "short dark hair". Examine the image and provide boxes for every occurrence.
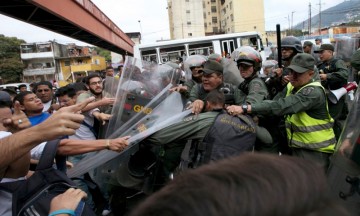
[129,153,349,216]
[106,66,114,70]
[18,84,27,89]
[84,73,102,85]
[13,91,34,105]
[205,89,225,106]
[33,81,52,93]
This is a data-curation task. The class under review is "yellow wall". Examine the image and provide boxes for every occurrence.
[58,55,106,84]
[233,0,265,37]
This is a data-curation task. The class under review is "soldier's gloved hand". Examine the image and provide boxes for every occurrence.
[191,100,204,114]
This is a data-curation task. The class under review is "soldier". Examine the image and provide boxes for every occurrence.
[189,60,245,114]
[315,43,349,140]
[232,46,269,104]
[170,55,206,98]
[144,90,258,174]
[232,46,276,153]
[303,41,313,54]
[227,53,336,168]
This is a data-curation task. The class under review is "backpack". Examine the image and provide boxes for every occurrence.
[0,139,96,216]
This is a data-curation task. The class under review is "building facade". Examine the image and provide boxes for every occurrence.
[167,0,265,40]
[20,42,106,86]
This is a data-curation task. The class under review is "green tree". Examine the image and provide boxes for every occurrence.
[0,34,25,83]
[93,47,111,62]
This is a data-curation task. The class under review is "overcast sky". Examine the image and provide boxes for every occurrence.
[0,0,345,45]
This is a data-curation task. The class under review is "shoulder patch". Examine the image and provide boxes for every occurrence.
[301,87,314,96]
[251,83,262,92]
[183,115,196,122]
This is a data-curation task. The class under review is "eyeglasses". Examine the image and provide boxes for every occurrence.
[89,81,102,86]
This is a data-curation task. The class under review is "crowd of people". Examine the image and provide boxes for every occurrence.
[1,35,359,216]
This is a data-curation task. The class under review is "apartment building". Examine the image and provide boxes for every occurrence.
[20,42,106,86]
[167,0,265,39]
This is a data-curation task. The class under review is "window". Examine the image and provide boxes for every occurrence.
[187,21,191,25]
[208,12,210,15]
[212,17,217,23]
[203,12,206,19]
[229,1,232,9]
[185,0,189,2]
[186,10,190,13]
[231,14,234,21]
[64,60,70,66]
[188,33,193,36]
[204,23,207,28]
[211,0,216,2]
[211,6,217,12]
[213,27,218,33]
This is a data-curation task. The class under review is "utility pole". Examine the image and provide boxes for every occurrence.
[308,2,312,35]
[317,0,325,36]
[291,11,296,35]
[138,20,143,43]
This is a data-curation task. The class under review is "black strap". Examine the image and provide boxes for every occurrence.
[35,139,66,172]
[82,121,98,138]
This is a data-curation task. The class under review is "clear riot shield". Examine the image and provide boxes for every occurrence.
[67,57,187,183]
[104,57,180,138]
[334,37,358,63]
[103,76,120,98]
[327,85,360,215]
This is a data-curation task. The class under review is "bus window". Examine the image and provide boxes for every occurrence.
[141,49,158,63]
[188,42,213,56]
[159,45,185,63]
[241,37,259,50]
[250,37,260,50]
[221,40,235,57]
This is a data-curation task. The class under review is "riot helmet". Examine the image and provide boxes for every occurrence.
[231,46,262,72]
[208,53,223,63]
[281,36,303,54]
[184,55,207,83]
[184,55,207,69]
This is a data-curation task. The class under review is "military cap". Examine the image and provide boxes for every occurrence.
[201,60,223,74]
[314,44,334,53]
[288,53,315,73]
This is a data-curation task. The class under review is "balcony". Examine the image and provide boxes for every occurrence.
[21,52,54,59]
[23,67,56,76]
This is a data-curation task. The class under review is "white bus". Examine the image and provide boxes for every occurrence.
[134,31,264,64]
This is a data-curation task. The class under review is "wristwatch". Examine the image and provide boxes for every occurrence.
[242,104,248,114]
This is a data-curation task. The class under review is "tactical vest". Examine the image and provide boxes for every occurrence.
[239,76,269,100]
[285,82,336,153]
[198,110,256,164]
